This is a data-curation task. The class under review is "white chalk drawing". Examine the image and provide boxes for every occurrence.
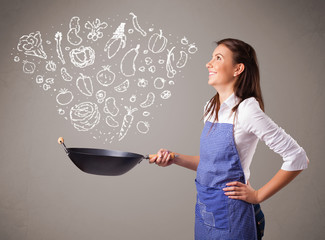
[181,37,189,45]
[148,29,168,54]
[96,65,115,86]
[17,31,47,59]
[140,92,155,108]
[137,121,150,134]
[22,60,36,74]
[69,46,95,68]
[45,78,54,85]
[166,47,177,78]
[148,65,156,73]
[67,16,82,46]
[130,12,147,37]
[145,57,152,65]
[106,116,119,128]
[76,73,93,96]
[114,79,129,93]
[104,97,119,116]
[36,75,44,84]
[160,90,171,99]
[70,102,100,131]
[120,44,140,77]
[56,88,74,105]
[57,108,65,115]
[45,60,56,72]
[61,67,73,81]
[85,18,108,41]
[143,111,150,117]
[104,23,126,59]
[118,106,138,141]
[137,78,148,88]
[176,50,188,68]
[55,32,65,64]
[96,90,106,104]
[130,94,136,102]
[13,12,199,143]
[43,84,51,91]
[154,77,166,89]
[188,43,198,54]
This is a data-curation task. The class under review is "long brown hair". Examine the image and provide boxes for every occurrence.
[204,38,264,123]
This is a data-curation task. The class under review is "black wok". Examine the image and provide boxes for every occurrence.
[58,137,176,176]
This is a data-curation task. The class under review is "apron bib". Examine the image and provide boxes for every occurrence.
[195,121,257,240]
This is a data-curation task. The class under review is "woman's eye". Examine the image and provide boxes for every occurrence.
[217,56,221,60]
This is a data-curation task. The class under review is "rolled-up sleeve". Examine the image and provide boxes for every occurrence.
[239,98,309,171]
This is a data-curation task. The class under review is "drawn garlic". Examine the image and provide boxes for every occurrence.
[46,60,57,72]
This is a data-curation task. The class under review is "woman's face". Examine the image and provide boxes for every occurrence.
[206,44,237,88]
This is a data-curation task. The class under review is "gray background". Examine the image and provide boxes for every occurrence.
[1,0,324,239]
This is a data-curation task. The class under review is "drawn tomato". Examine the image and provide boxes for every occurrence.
[56,89,74,105]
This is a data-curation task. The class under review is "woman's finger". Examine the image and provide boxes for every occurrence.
[226,181,245,187]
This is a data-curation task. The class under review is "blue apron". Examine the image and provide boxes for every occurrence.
[195,121,257,240]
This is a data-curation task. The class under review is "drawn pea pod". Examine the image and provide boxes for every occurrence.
[61,67,73,82]
[176,51,188,68]
[140,92,155,108]
[120,44,140,77]
[106,116,119,128]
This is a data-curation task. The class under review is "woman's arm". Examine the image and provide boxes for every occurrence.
[149,149,199,171]
[223,169,303,204]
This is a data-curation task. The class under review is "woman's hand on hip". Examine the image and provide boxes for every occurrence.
[223,180,260,204]
[149,148,174,167]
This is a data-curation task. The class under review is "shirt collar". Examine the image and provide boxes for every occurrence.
[220,93,240,110]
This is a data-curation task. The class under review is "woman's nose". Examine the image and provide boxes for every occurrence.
[206,61,212,68]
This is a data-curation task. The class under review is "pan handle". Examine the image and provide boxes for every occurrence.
[145,153,178,160]
[58,137,69,154]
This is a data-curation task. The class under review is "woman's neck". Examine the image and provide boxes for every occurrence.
[215,87,234,105]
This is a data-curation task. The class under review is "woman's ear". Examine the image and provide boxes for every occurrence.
[234,63,245,77]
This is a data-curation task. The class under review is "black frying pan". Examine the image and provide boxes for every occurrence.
[58,137,176,176]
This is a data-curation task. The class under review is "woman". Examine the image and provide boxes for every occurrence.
[149,38,309,240]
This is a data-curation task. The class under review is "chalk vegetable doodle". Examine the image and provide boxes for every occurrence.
[12,12,198,143]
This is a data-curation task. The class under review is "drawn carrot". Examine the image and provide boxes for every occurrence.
[118,106,138,141]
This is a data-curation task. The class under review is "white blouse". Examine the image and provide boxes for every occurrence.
[204,93,309,181]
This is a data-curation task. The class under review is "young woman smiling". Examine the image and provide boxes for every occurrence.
[150,38,309,240]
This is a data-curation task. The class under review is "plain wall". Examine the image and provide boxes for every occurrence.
[1,0,324,239]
